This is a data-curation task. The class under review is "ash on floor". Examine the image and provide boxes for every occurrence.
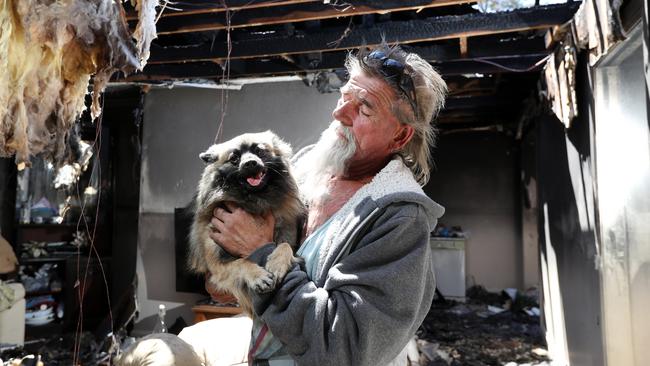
[415,286,548,366]
[1,332,113,366]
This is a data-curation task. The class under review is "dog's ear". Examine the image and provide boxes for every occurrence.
[267,131,293,158]
[199,146,219,163]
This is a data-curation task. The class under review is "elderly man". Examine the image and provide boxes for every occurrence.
[209,44,447,366]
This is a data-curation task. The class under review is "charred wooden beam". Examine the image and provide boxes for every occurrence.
[119,52,547,83]
[150,0,474,35]
[445,76,500,97]
[148,3,579,64]
[126,36,547,80]
[437,117,509,128]
[444,94,519,110]
[459,37,468,57]
[125,0,319,20]
[409,36,547,61]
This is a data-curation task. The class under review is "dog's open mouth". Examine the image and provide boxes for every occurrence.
[244,169,267,188]
[246,171,265,186]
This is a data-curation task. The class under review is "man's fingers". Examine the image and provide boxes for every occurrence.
[211,217,226,233]
[223,202,238,213]
[209,229,223,244]
[213,207,227,220]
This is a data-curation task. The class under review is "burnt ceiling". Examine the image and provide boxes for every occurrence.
[116,0,581,128]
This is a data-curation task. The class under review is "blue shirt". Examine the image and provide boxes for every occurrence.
[250,218,334,364]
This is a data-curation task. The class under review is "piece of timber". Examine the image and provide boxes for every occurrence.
[123,36,547,80]
[147,3,579,64]
[125,0,319,20]
[138,36,547,79]
[119,53,548,82]
[149,0,475,35]
[444,94,521,110]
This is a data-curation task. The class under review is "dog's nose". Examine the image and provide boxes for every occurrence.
[242,159,259,170]
[239,152,264,172]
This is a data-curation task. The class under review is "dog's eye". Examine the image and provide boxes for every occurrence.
[252,144,267,156]
[228,152,240,164]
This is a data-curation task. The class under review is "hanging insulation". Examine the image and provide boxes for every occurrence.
[0,0,158,168]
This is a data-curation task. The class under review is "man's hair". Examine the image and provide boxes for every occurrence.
[345,44,447,186]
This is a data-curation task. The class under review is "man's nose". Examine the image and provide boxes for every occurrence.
[332,101,353,126]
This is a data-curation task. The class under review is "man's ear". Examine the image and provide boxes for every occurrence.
[393,125,414,151]
[199,146,219,163]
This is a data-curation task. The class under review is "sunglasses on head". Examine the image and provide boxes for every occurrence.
[364,49,419,119]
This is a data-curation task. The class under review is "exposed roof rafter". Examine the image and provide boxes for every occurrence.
[147,3,578,64]
[126,0,320,19]
[148,0,475,35]
[119,36,548,81]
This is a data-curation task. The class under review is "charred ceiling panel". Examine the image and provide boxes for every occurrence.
[113,1,581,131]
[542,0,629,127]
[0,0,158,168]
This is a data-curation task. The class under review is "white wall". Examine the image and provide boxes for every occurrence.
[134,81,339,332]
[594,27,650,366]
[424,132,523,291]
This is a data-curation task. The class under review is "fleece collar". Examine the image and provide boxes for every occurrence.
[315,159,443,275]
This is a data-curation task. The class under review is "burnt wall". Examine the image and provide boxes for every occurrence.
[536,51,604,366]
[0,157,16,243]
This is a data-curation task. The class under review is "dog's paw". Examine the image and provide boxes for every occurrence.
[251,270,276,294]
[265,242,296,285]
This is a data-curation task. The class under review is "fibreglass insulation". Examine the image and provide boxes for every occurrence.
[0,0,157,167]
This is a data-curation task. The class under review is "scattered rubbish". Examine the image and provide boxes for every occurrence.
[416,339,440,361]
[532,348,548,357]
[503,288,518,301]
[432,223,466,238]
[448,304,473,316]
[488,305,507,314]
[416,285,548,365]
[524,307,541,317]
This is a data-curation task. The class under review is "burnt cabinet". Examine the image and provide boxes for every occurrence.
[16,224,111,339]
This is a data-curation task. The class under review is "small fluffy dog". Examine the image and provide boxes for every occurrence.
[188,131,304,315]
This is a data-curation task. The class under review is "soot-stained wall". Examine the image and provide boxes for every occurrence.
[424,131,522,290]
[536,51,604,366]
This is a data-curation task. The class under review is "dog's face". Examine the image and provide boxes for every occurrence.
[197,131,295,213]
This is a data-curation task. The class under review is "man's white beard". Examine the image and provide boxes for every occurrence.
[295,121,356,202]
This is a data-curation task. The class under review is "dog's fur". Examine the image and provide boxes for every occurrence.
[188,131,304,316]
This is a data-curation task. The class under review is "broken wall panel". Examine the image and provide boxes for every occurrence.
[542,0,627,126]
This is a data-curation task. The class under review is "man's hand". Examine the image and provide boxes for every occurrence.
[209,202,275,257]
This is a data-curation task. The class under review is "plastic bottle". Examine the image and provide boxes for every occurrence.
[152,304,168,334]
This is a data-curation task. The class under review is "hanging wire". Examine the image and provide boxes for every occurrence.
[214,0,235,143]
[72,93,113,365]
[462,55,551,73]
